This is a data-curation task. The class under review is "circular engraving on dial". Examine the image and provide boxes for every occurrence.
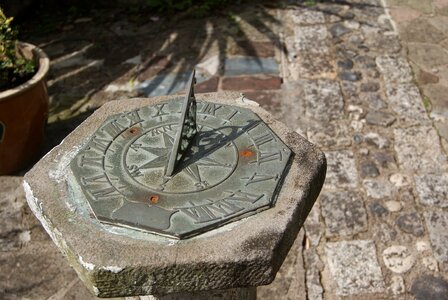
[124,124,238,193]
[69,99,292,239]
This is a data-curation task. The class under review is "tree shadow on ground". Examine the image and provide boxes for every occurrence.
[12,0,383,166]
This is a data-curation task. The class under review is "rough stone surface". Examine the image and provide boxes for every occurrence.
[320,190,368,237]
[365,111,396,127]
[425,211,448,263]
[385,84,429,123]
[415,174,448,207]
[329,24,351,38]
[325,150,358,189]
[304,250,323,300]
[376,55,413,83]
[389,275,405,295]
[302,79,344,121]
[370,202,389,218]
[325,240,385,296]
[363,179,394,199]
[23,92,326,297]
[364,132,390,149]
[396,212,425,237]
[394,126,446,172]
[382,245,415,273]
[411,275,448,300]
[360,160,380,178]
[295,25,329,54]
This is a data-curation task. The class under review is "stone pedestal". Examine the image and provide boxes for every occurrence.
[23,92,326,298]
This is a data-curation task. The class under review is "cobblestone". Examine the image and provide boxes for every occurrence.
[302,79,344,121]
[376,55,413,83]
[320,190,368,237]
[411,275,448,300]
[385,83,429,123]
[363,178,394,199]
[415,174,448,208]
[295,25,329,54]
[365,111,396,127]
[394,126,446,172]
[389,275,405,295]
[325,240,385,296]
[325,150,358,189]
[396,212,425,237]
[424,211,448,263]
[382,245,415,273]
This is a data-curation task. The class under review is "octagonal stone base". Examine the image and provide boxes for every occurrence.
[23,92,326,298]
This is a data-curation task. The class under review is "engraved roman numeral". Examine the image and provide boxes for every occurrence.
[89,186,121,201]
[208,199,244,217]
[102,120,126,138]
[87,135,110,153]
[196,157,232,168]
[79,154,103,168]
[130,143,142,151]
[251,132,276,148]
[81,173,109,185]
[199,103,222,119]
[121,110,142,126]
[179,199,244,223]
[149,125,173,136]
[222,109,240,124]
[243,172,279,186]
[241,119,262,132]
[223,190,264,204]
[180,204,217,223]
[251,150,282,165]
[81,173,122,201]
[127,165,143,177]
[153,103,169,119]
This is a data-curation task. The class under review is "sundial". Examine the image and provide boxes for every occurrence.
[70,70,292,239]
[24,74,326,298]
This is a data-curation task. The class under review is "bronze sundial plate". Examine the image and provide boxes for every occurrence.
[69,98,292,238]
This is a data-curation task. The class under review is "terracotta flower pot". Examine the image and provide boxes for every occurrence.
[0,42,50,174]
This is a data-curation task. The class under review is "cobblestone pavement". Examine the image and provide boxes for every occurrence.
[1,0,448,299]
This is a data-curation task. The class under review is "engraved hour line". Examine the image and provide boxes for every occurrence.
[122,110,143,126]
[80,173,122,201]
[251,132,276,149]
[222,109,240,124]
[80,154,104,168]
[243,172,279,186]
[199,103,222,120]
[87,135,111,153]
[178,191,264,223]
[127,164,144,177]
[196,157,233,167]
[101,110,143,139]
[130,143,142,151]
[251,150,283,165]
[102,120,126,138]
[223,190,264,204]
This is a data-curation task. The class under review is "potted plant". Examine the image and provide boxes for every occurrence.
[0,7,49,175]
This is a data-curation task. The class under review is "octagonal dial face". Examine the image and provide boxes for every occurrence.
[70,100,292,239]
